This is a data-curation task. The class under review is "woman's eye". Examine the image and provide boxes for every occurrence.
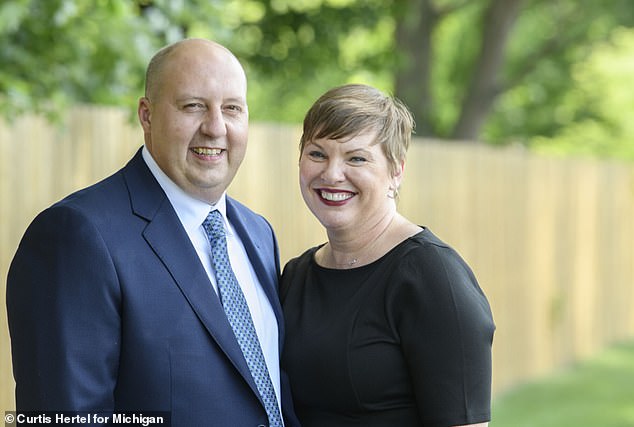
[349,156,367,163]
[308,151,326,159]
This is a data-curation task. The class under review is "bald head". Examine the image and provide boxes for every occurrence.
[137,38,250,204]
[144,38,246,102]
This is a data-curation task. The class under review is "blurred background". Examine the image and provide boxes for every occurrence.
[1,1,634,425]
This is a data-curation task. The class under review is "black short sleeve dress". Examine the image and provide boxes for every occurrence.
[280,228,495,427]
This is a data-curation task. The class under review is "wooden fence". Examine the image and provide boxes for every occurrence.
[1,107,633,410]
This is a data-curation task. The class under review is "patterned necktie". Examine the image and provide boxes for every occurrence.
[203,210,282,427]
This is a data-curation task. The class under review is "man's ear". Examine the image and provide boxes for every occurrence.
[138,97,152,132]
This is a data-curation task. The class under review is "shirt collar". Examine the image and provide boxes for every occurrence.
[141,146,230,234]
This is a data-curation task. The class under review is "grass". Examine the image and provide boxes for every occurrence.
[490,340,634,427]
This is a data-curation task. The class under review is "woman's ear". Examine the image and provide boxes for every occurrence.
[393,159,405,187]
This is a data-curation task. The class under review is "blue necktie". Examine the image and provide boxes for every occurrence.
[203,210,282,427]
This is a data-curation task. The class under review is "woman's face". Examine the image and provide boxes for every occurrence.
[299,131,402,232]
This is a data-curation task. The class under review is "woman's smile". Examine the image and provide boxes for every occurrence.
[316,188,357,205]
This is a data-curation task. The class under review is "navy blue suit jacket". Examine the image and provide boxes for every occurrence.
[7,148,299,427]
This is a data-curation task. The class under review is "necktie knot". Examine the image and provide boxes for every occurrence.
[203,209,225,240]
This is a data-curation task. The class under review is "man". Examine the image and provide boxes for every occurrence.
[7,38,299,427]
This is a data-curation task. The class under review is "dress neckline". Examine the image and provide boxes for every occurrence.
[310,228,428,272]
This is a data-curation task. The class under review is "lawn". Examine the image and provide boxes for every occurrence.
[490,340,634,427]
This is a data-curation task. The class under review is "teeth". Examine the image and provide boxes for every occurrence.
[192,147,222,156]
[320,191,353,202]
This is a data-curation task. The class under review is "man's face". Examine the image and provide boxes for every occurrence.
[138,40,249,204]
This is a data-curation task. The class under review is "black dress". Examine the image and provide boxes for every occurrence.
[281,228,495,427]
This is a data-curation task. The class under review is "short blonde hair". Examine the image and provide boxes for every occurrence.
[300,84,415,177]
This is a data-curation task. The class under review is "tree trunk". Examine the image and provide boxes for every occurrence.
[451,0,524,141]
[394,0,437,136]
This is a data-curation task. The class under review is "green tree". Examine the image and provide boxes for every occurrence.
[2,0,634,160]
[236,0,634,143]
[0,0,158,119]
[0,0,235,118]
[530,27,634,161]
[484,0,634,146]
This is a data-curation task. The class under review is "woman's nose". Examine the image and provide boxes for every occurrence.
[320,160,345,183]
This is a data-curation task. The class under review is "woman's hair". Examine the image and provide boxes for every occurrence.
[300,83,415,177]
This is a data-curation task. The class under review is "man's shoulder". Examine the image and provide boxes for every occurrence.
[55,168,127,210]
[226,196,268,224]
[50,150,145,215]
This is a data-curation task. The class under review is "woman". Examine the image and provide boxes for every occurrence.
[281,84,495,427]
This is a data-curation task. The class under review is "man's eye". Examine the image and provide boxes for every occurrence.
[183,103,204,111]
[225,105,243,112]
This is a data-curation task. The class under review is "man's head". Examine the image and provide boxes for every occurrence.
[138,38,249,204]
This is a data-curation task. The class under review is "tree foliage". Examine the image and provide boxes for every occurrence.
[0,0,153,119]
[530,27,634,161]
[1,0,634,160]
[235,0,634,144]
[0,0,231,118]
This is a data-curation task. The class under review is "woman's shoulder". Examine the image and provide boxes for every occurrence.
[401,228,471,264]
[280,244,323,299]
[385,228,482,295]
[405,227,449,248]
[390,227,456,263]
[283,245,323,273]
[391,228,490,310]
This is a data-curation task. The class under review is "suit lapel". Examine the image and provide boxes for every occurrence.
[122,150,259,396]
[226,199,284,333]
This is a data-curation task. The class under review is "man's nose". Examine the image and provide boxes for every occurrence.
[200,108,227,138]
